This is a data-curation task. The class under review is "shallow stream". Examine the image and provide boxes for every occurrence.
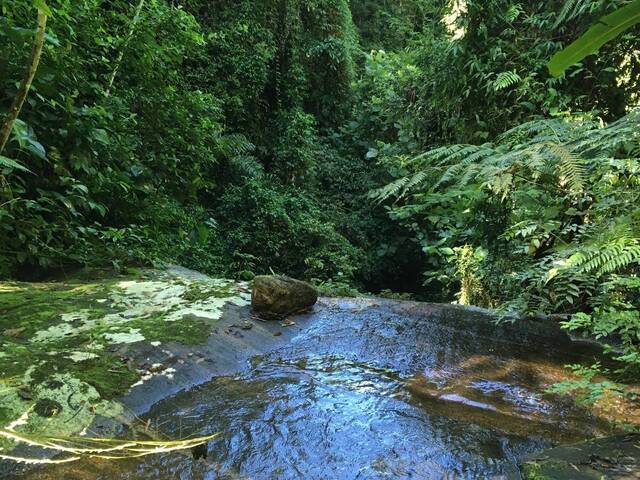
[17,299,608,479]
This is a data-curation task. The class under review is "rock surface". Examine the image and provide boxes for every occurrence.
[520,434,640,479]
[0,265,253,470]
[11,296,634,480]
[251,275,317,319]
[2,272,636,478]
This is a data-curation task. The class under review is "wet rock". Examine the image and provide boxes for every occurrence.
[34,399,63,418]
[251,275,317,320]
[520,434,640,479]
[18,388,33,400]
[44,380,64,390]
[191,442,208,460]
[405,359,606,444]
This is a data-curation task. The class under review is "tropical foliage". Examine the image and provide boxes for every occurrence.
[2,0,640,390]
[374,111,640,374]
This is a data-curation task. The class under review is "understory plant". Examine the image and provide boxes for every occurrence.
[374,109,640,388]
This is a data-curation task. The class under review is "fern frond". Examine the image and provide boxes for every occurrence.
[492,71,522,91]
[371,176,412,202]
[402,170,431,192]
[553,0,607,28]
[217,133,255,157]
[566,238,640,275]
[544,143,588,192]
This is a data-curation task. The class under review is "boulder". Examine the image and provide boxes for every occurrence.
[251,275,317,319]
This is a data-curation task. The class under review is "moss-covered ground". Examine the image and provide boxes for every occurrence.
[0,267,250,454]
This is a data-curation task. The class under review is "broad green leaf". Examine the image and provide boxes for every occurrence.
[90,128,110,145]
[0,155,31,173]
[44,32,60,46]
[11,120,47,159]
[33,0,52,16]
[366,148,378,159]
[25,139,47,159]
[548,0,640,77]
[197,225,209,244]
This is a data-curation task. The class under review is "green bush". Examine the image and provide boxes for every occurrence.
[216,178,363,281]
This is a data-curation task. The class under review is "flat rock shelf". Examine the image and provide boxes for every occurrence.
[1,267,637,479]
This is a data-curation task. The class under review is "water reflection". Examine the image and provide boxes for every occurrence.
[20,355,595,479]
[15,301,611,479]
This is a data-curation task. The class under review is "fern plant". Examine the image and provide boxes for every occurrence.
[374,109,640,379]
[491,71,522,91]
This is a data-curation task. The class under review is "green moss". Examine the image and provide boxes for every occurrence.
[129,313,212,345]
[0,281,116,338]
[181,281,237,301]
[0,269,246,452]
[123,266,146,278]
[521,461,566,480]
[29,355,140,400]
[71,357,139,400]
[0,406,13,427]
[0,274,242,405]
[0,342,37,378]
[0,279,134,418]
[238,270,256,281]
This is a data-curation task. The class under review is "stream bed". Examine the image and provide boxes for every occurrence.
[14,298,611,479]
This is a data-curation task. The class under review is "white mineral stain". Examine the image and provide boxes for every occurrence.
[164,299,228,322]
[2,374,125,440]
[33,310,97,342]
[109,278,241,326]
[130,366,177,388]
[6,410,30,430]
[104,329,146,344]
[2,269,249,448]
[113,281,186,311]
[29,374,125,436]
[67,352,100,362]
[230,292,252,307]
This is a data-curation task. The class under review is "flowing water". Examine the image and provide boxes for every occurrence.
[15,299,610,479]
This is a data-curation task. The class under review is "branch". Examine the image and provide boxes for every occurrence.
[105,0,145,97]
[0,9,48,154]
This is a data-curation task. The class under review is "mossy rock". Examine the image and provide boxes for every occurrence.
[0,266,252,458]
[251,275,317,320]
[238,270,256,281]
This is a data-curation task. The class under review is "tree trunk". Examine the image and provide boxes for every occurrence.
[0,10,48,155]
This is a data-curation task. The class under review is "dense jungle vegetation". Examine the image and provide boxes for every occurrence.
[2,0,640,393]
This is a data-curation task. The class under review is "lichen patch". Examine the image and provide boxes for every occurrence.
[67,352,100,362]
[104,329,146,345]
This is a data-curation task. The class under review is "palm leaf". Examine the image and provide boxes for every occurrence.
[548,0,640,77]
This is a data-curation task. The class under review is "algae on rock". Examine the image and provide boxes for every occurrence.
[0,266,250,455]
